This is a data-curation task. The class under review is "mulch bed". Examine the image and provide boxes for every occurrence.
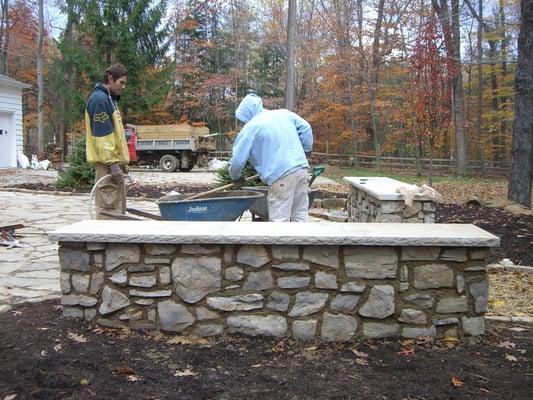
[0,300,531,400]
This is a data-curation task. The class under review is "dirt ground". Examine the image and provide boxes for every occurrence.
[0,300,531,400]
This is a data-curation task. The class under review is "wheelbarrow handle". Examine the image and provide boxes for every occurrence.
[185,174,260,201]
[309,165,325,187]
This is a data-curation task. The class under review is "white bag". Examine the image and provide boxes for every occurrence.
[207,157,229,171]
[17,152,30,168]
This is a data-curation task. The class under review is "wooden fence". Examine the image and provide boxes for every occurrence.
[208,151,510,176]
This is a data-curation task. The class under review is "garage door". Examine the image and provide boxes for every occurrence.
[0,112,14,168]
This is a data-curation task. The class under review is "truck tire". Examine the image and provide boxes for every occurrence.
[159,154,178,172]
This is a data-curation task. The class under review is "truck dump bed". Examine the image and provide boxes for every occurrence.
[131,124,209,140]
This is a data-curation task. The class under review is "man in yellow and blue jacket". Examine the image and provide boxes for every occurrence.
[85,64,130,219]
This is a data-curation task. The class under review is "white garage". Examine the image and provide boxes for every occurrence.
[0,74,31,168]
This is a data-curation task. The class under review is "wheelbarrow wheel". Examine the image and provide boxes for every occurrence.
[160,154,178,172]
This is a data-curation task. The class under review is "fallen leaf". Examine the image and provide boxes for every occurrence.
[497,341,516,350]
[80,379,90,385]
[451,376,464,387]
[53,344,62,352]
[272,340,285,353]
[508,327,527,332]
[10,311,22,316]
[37,327,49,331]
[304,346,318,352]
[126,375,143,382]
[505,354,518,362]
[364,341,378,350]
[397,348,415,357]
[174,368,196,377]
[350,349,369,358]
[166,335,209,345]
[251,364,262,368]
[355,358,369,366]
[400,339,415,347]
[40,350,48,357]
[3,394,18,400]
[489,299,506,308]
[91,327,107,335]
[67,331,88,343]
[480,388,491,394]
[416,336,434,346]
[117,367,135,375]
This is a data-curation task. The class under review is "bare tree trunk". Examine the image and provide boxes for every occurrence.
[508,0,533,208]
[0,0,8,75]
[433,0,468,176]
[369,0,385,171]
[36,0,45,157]
[475,0,483,163]
[488,40,501,160]
[285,0,296,110]
[499,0,510,150]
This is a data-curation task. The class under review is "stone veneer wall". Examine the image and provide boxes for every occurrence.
[347,187,435,223]
[58,242,489,341]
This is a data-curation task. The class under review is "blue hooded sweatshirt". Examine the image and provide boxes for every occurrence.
[229,94,313,186]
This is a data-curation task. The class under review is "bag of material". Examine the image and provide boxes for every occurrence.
[17,152,30,168]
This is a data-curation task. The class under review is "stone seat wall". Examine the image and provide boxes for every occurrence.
[344,177,436,223]
[51,221,499,342]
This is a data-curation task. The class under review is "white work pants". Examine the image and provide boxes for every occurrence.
[267,168,309,222]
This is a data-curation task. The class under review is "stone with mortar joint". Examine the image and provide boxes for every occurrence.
[436,296,468,313]
[158,300,195,332]
[147,308,156,321]
[228,315,287,337]
[379,201,404,214]
[399,282,409,292]
[99,286,130,315]
[144,244,175,255]
[128,264,155,273]
[340,282,366,293]
[129,289,172,298]
[182,244,221,255]
[423,214,435,223]
[400,265,409,282]
[359,285,395,319]
[330,295,360,311]
[97,318,125,329]
[398,309,427,325]
[196,306,219,321]
[63,307,84,318]
[462,316,485,336]
[225,267,243,281]
[130,321,156,331]
[344,247,398,279]
[87,242,106,251]
[110,269,127,286]
[223,245,235,263]
[84,308,96,321]
[456,274,465,293]
[135,299,154,306]
[61,294,98,307]
[119,308,143,321]
[401,326,437,338]
[469,279,489,313]
[433,317,459,326]
[172,256,221,303]
[302,246,339,269]
[159,266,171,284]
[195,323,224,337]
[236,245,270,268]
[59,247,90,272]
[401,247,440,261]
[423,202,436,212]
[90,272,104,295]
[315,271,338,289]
[465,264,487,271]
[402,294,434,309]
[469,248,489,260]
[413,264,454,289]
[207,294,263,311]
[321,198,347,209]
[60,271,70,294]
[93,254,104,269]
[289,292,329,317]
[225,285,240,290]
[271,245,300,260]
[363,322,400,338]
[403,202,422,218]
[105,244,141,271]
[243,270,274,290]
[321,312,357,342]
[292,320,317,341]
[277,276,310,289]
[266,291,290,312]
[129,275,157,288]
[143,257,171,264]
[440,248,468,262]
[272,262,310,271]
[377,214,402,223]
[71,273,90,292]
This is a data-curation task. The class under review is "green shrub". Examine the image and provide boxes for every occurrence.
[215,160,260,186]
[57,137,95,189]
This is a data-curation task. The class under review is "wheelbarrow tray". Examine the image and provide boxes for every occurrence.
[242,186,319,221]
[156,190,264,221]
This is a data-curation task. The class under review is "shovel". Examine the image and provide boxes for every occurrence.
[184,174,260,201]
[308,165,325,187]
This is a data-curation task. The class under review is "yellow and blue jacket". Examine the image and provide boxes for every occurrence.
[85,83,129,165]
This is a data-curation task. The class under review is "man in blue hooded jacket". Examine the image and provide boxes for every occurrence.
[229,94,313,222]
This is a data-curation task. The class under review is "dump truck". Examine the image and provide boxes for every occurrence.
[124,123,216,172]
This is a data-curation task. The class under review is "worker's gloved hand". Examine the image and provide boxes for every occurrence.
[232,176,246,188]
[109,162,124,184]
